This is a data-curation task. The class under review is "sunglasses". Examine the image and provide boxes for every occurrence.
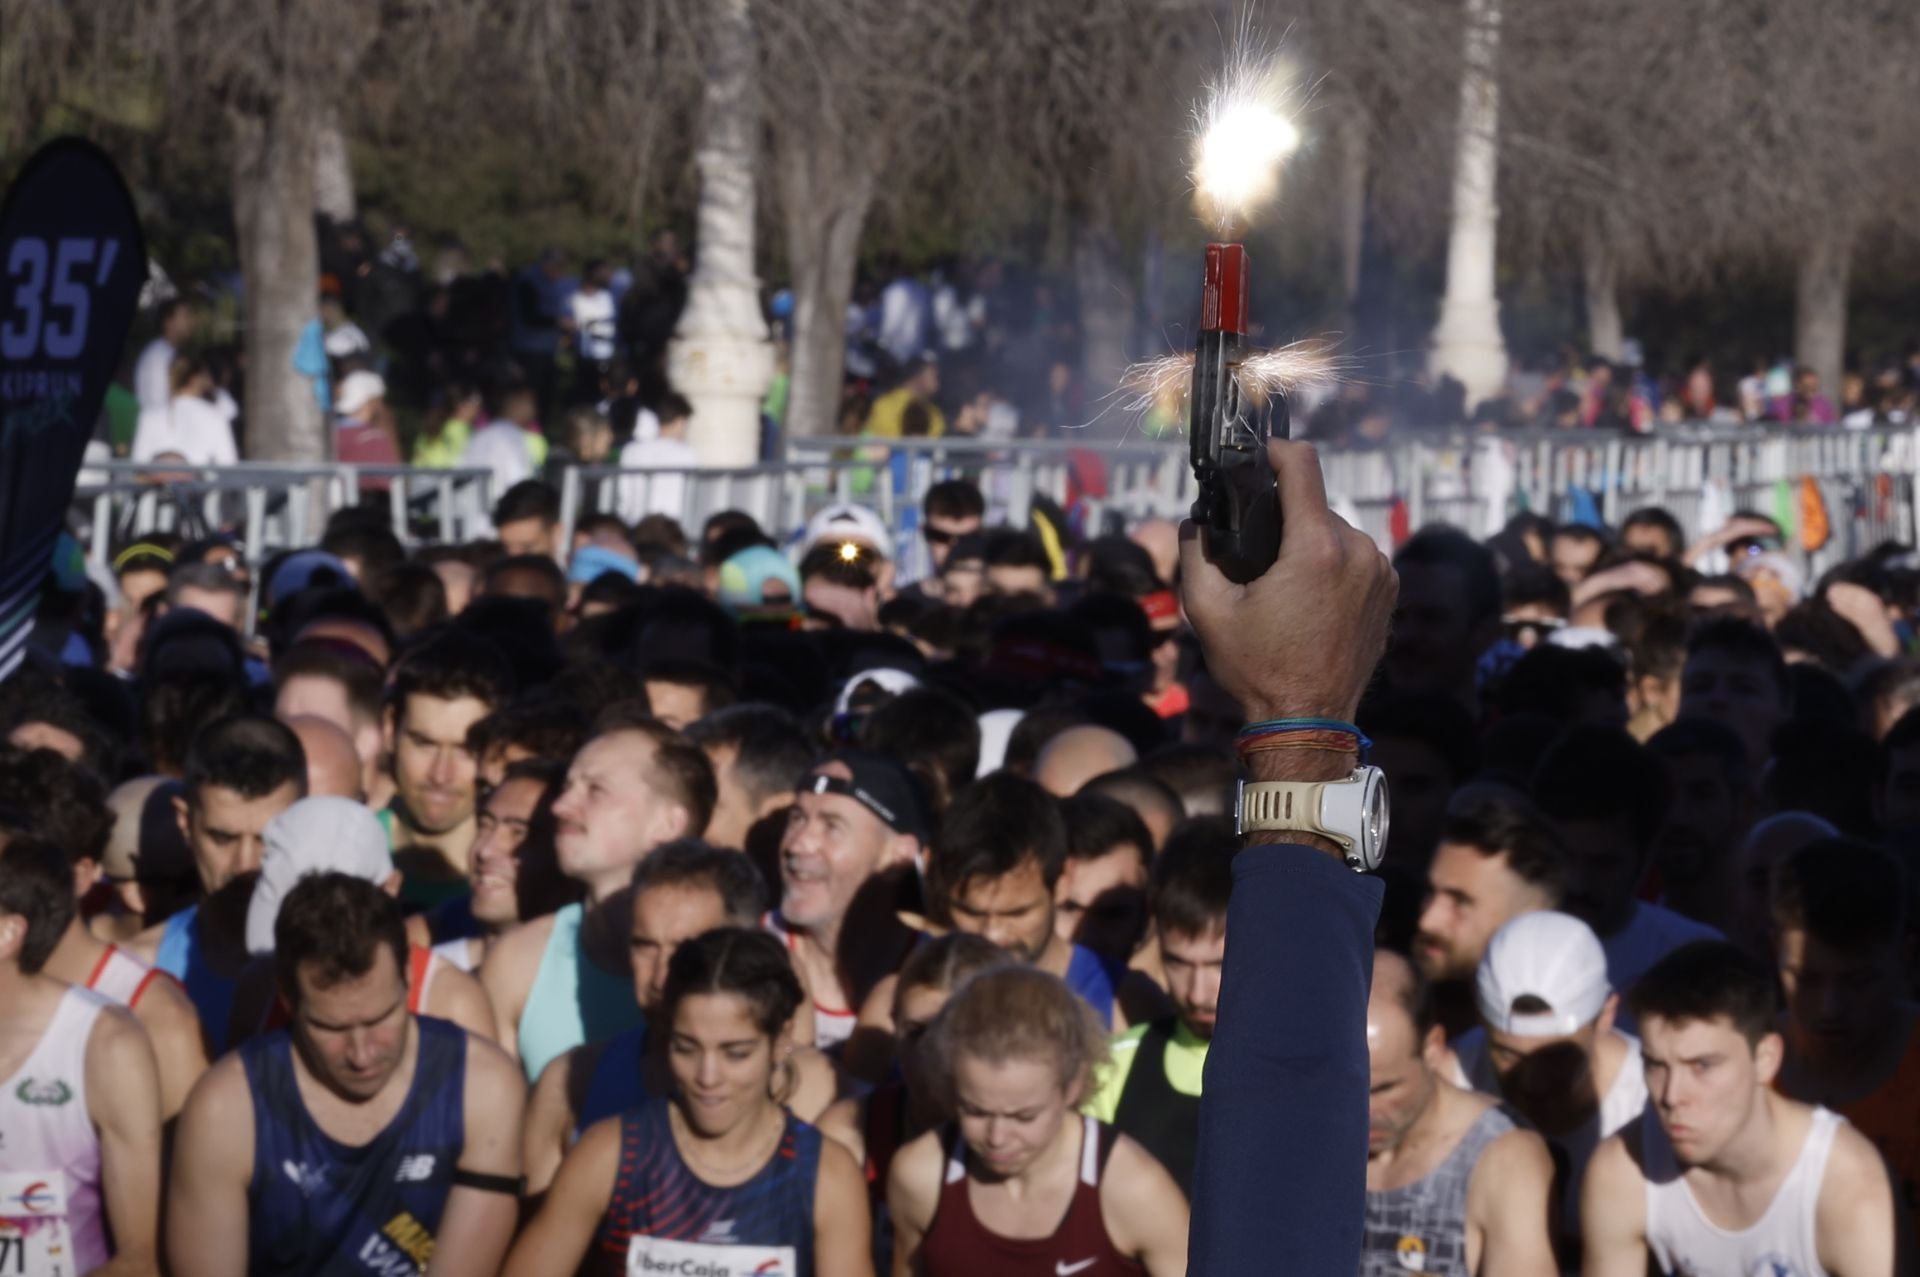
[924,527,958,546]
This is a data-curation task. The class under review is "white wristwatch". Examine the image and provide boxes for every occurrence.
[1234,766,1389,872]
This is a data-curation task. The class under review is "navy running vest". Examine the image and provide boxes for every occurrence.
[577,1023,650,1137]
[591,1097,822,1277]
[243,1016,467,1276]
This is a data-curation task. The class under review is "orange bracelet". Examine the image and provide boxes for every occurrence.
[1235,729,1362,759]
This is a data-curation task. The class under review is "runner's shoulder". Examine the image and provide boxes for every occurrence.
[478,913,557,988]
[177,1050,252,1133]
[122,920,167,965]
[887,1126,946,1197]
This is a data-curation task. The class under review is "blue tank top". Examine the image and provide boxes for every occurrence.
[590,1098,821,1277]
[242,1016,467,1276]
[517,902,644,1083]
[1065,944,1123,1029]
[154,904,239,1050]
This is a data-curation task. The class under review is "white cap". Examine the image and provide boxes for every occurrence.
[833,667,919,718]
[804,503,894,560]
[336,370,387,418]
[1475,910,1611,1037]
[246,797,396,956]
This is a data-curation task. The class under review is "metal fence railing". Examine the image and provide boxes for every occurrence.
[69,425,1920,586]
[72,461,495,568]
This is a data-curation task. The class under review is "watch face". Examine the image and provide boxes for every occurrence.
[1364,768,1389,867]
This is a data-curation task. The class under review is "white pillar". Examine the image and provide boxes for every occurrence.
[669,0,774,467]
[1429,0,1510,411]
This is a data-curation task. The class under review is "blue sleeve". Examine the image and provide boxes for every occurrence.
[1189,843,1382,1274]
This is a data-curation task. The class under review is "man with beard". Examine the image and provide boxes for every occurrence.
[1454,911,1648,1264]
[1643,718,1755,936]
[1362,950,1555,1276]
[380,631,514,909]
[923,773,1165,1032]
[168,874,524,1276]
[1412,786,1567,1037]
[1084,819,1235,1192]
[427,760,577,971]
[125,715,307,1051]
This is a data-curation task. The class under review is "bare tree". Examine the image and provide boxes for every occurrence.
[754,0,956,438]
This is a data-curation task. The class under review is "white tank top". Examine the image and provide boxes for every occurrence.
[0,987,111,1276]
[1644,1104,1841,1277]
[84,944,163,1008]
[761,912,857,1051]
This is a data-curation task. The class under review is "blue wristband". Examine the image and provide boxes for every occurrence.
[1237,718,1371,761]
[1238,717,1365,739]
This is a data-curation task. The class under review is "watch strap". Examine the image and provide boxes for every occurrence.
[1237,777,1357,852]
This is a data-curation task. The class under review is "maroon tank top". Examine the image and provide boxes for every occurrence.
[917,1115,1144,1277]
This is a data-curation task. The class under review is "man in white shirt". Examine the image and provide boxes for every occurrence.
[1582,942,1896,1277]
[569,261,618,367]
[131,355,238,466]
[1453,910,1648,1266]
[134,299,197,411]
[462,386,538,499]
[616,392,696,522]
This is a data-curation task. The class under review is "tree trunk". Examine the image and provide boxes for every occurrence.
[312,107,356,224]
[1334,107,1369,338]
[1428,0,1510,412]
[231,101,324,462]
[779,138,875,439]
[1073,220,1134,415]
[668,0,774,467]
[1793,222,1852,407]
[1582,234,1624,362]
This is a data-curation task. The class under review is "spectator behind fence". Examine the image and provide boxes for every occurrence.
[617,392,697,522]
[132,354,237,465]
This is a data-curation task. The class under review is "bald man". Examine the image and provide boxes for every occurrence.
[92,776,198,944]
[1081,768,1184,852]
[1363,950,1556,1275]
[1728,810,1837,957]
[1033,724,1138,797]
[285,715,366,802]
[1130,517,1180,587]
[433,558,477,616]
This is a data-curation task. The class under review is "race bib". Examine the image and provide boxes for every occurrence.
[0,1172,74,1277]
[625,1234,798,1277]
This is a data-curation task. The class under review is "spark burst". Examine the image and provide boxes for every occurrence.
[1191,26,1303,235]
[1117,341,1346,419]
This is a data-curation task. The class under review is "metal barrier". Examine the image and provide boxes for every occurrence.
[73,461,494,567]
[70,426,1920,586]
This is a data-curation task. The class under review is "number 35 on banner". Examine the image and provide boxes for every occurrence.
[0,138,148,681]
[0,237,124,361]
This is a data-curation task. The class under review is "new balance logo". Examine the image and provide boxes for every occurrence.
[697,1218,737,1244]
[282,1160,325,1196]
[394,1155,437,1183]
